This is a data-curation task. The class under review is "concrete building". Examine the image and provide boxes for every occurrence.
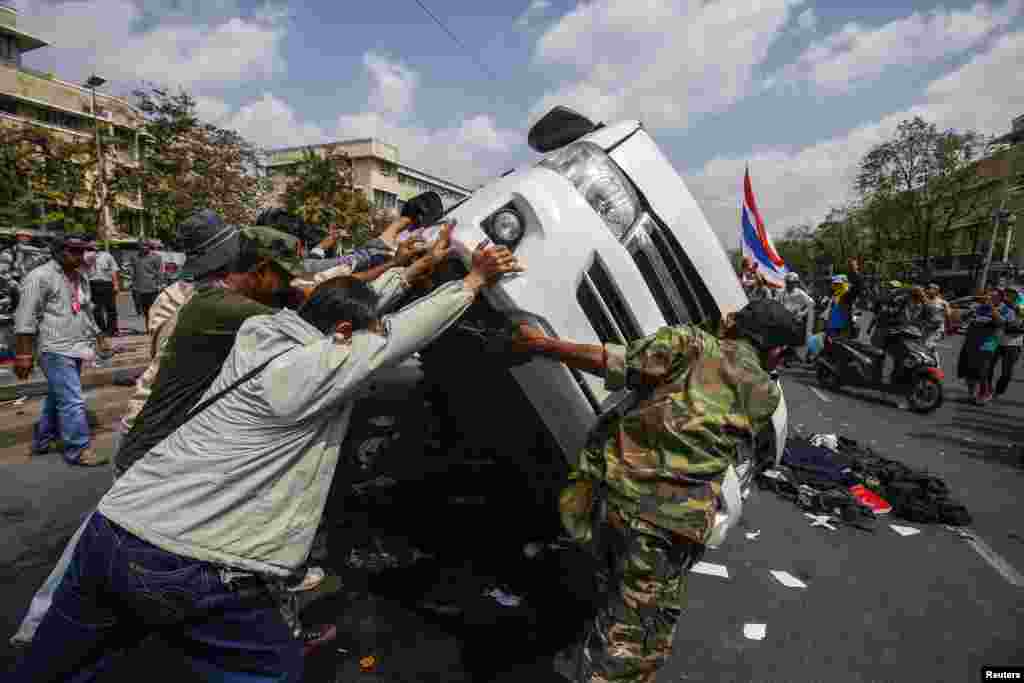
[0,3,144,235]
[262,138,472,218]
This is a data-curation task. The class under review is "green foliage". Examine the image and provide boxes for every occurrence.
[775,116,998,282]
[0,124,107,233]
[280,147,372,246]
[110,85,271,245]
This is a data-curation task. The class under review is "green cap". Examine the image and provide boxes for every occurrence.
[239,225,303,277]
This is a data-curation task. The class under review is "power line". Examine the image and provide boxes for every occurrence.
[409,0,499,81]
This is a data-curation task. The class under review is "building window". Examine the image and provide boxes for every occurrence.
[0,94,18,116]
[374,189,398,211]
[0,35,18,65]
[33,106,86,132]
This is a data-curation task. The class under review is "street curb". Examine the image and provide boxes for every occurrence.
[0,364,148,403]
[3,400,127,449]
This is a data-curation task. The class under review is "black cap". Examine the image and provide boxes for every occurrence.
[734,299,804,350]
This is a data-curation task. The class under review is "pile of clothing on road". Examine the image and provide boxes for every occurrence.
[758,431,972,531]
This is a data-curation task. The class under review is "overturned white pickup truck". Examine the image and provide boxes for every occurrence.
[323,108,786,593]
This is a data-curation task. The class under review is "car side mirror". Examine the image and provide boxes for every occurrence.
[528,106,598,153]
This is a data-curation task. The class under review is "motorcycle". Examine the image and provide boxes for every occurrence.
[815,326,944,413]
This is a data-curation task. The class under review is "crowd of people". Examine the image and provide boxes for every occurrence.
[5,191,810,683]
[739,254,1023,407]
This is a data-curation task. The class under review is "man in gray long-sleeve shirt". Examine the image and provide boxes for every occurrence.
[13,229,523,682]
[14,236,106,466]
[131,240,163,325]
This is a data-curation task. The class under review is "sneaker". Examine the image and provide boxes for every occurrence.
[73,448,110,467]
[286,566,325,593]
[300,623,337,657]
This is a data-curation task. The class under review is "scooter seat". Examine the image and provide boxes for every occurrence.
[844,341,886,358]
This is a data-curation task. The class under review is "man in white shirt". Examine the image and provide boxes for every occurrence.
[781,272,814,362]
[13,230,523,683]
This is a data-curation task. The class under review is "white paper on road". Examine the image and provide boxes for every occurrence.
[770,570,808,589]
[745,530,761,540]
[743,623,767,641]
[691,561,730,579]
[890,524,921,537]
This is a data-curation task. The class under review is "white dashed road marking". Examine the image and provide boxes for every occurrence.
[948,527,1024,587]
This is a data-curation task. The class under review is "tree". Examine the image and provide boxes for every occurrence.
[280,147,372,247]
[0,125,43,227]
[34,131,100,233]
[856,117,991,280]
[111,86,272,244]
[0,124,124,233]
[774,223,817,277]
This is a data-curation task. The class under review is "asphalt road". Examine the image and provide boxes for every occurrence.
[664,331,1024,683]
[1,330,1021,682]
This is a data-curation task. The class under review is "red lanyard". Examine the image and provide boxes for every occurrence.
[65,273,81,315]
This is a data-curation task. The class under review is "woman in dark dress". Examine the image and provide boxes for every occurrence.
[957,289,1004,404]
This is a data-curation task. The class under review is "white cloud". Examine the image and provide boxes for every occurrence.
[15,0,285,90]
[215,54,519,188]
[516,0,552,28]
[796,7,817,32]
[530,0,806,130]
[688,30,1024,248]
[222,92,326,149]
[193,95,232,124]
[769,0,1022,93]
[363,53,419,117]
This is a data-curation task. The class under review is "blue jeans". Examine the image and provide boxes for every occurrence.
[11,513,303,683]
[32,352,90,463]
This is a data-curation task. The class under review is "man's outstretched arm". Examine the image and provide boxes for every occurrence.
[513,327,607,376]
[513,324,701,390]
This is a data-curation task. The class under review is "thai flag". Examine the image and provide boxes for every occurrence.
[741,167,788,286]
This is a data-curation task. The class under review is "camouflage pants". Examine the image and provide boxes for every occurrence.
[577,511,702,683]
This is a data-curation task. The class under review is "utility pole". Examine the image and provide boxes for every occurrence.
[85,74,110,240]
[978,205,1014,290]
[1005,219,1015,263]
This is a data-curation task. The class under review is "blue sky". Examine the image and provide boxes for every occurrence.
[13,0,1024,248]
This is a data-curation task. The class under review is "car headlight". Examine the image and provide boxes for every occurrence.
[539,141,639,239]
[490,210,524,244]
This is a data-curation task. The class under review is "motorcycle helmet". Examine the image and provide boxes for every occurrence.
[831,274,849,285]
[733,299,804,351]
[785,272,800,284]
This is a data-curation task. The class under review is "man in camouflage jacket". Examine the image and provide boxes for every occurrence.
[512,300,799,683]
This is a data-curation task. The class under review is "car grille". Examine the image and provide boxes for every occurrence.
[576,257,643,345]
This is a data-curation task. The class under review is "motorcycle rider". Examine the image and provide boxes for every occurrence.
[880,286,931,408]
[1,230,50,312]
[823,258,863,339]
